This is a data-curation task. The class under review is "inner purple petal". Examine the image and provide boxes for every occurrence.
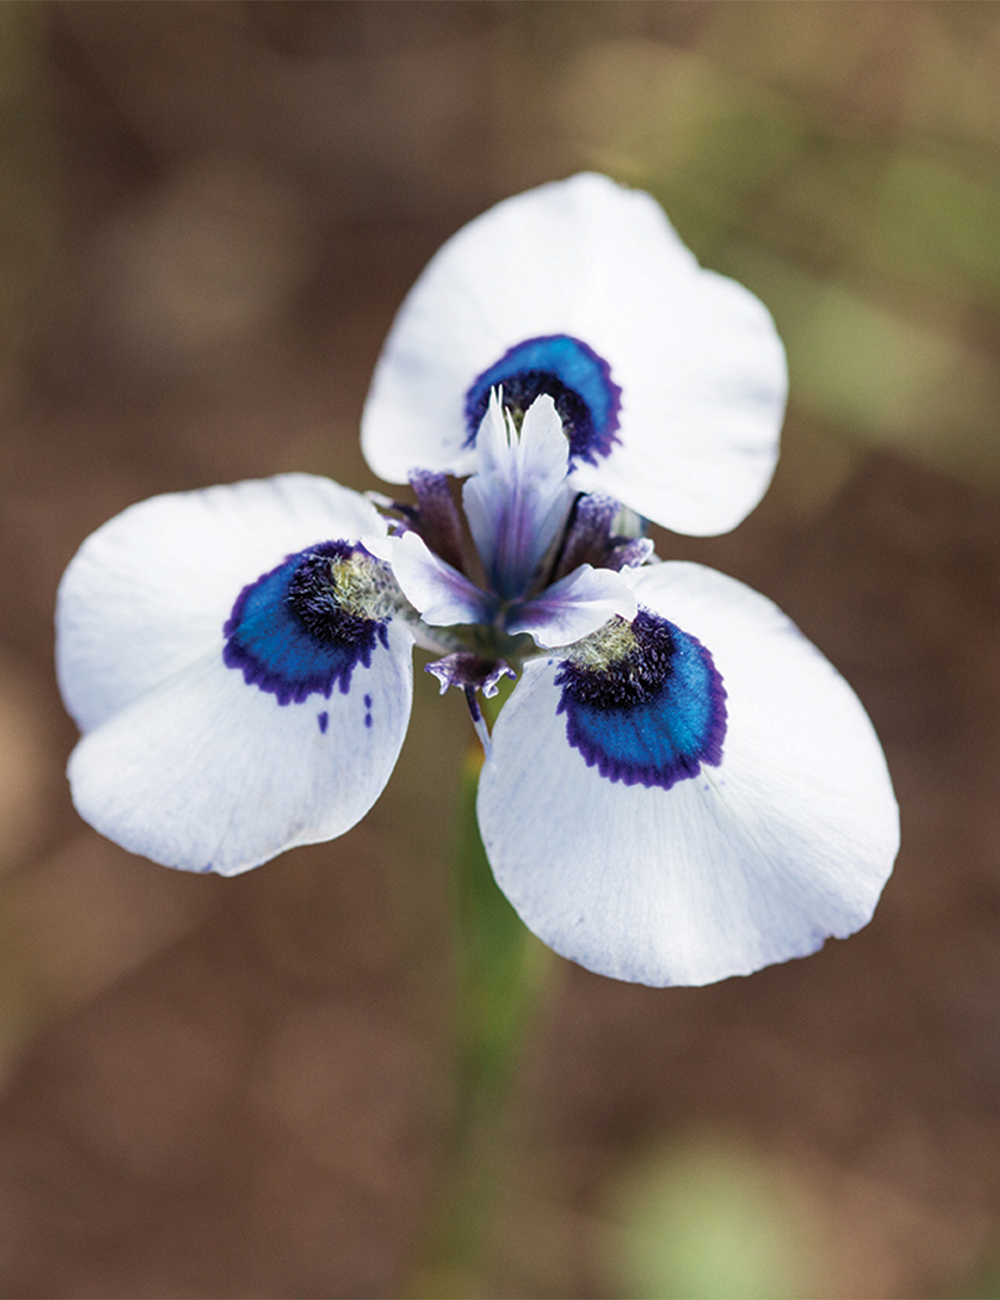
[425,652,515,698]
[404,470,467,573]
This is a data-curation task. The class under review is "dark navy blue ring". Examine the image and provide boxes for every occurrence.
[555,609,727,790]
[464,334,622,466]
[223,541,388,706]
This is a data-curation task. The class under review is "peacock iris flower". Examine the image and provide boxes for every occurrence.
[56,174,898,987]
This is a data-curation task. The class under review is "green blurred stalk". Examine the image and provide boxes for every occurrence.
[406,744,552,1297]
[453,748,547,1099]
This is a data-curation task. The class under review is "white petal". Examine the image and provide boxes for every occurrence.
[507,564,637,648]
[374,529,490,627]
[462,394,575,599]
[57,475,385,733]
[478,562,898,987]
[361,173,785,535]
[68,618,414,875]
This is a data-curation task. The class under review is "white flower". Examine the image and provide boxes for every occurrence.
[56,174,899,987]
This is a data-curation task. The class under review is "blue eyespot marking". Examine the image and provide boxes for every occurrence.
[317,711,329,733]
[555,609,727,790]
[223,541,388,706]
[464,335,622,465]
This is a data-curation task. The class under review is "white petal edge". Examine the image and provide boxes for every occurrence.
[68,617,414,875]
[361,172,786,536]
[57,474,386,733]
[478,562,899,987]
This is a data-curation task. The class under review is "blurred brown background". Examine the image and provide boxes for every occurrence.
[2,3,1000,1295]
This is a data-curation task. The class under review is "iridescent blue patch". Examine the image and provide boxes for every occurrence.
[555,609,727,789]
[464,334,622,465]
[223,541,388,706]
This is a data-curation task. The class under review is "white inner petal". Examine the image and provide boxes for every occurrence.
[461,392,575,600]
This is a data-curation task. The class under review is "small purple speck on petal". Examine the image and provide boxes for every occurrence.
[317,711,329,734]
[365,712,373,728]
[364,694,372,709]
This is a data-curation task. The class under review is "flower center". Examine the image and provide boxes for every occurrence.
[288,544,397,630]
[464,335,621,465]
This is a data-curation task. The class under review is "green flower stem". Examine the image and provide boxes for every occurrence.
[453,747,549,1101]
[406,739,554,1297]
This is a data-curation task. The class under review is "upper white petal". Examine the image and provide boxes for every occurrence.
[57,474,385,733]
[478,562,898,987]
[68,618,414,875]
[362,172,786,535]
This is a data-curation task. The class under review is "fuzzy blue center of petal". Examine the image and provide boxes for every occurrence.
[223,541,388,706]
[555,609,727,789]
[464,335,621,465]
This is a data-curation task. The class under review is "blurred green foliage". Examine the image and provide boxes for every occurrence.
[604,1132,826,1300]
[452,742,549,1099]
